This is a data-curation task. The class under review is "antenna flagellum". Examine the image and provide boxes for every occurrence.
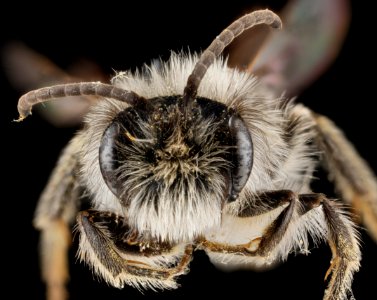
[182,9,282,110]
[16,82,144,121]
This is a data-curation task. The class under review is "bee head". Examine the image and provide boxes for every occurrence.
[96,10,281,241]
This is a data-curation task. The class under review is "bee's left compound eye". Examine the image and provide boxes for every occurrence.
[228,114,253,201]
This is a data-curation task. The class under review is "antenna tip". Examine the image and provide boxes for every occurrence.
[13,110,30,122]
[261,9,283,30]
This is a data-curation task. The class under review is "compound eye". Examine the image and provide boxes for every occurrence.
[99,119,124,198]
[228,114,253,201]
[99,106,152,201]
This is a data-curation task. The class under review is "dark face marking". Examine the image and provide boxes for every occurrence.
[99,96,253,208]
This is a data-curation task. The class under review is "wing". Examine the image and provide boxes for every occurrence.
[2,42,105,126]
[227,0,350,97]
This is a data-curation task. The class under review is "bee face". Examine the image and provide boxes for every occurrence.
[99,95,253,241]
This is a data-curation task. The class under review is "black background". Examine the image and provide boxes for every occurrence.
[1,1,375,299]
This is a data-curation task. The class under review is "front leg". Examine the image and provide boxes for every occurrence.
[202,191,360,300]
[34,134,84,300]
[202,190,318,256]
[76,210,193,289]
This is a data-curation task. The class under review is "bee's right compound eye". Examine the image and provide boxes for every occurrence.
[228,114,253,201]
[99,105,151,202]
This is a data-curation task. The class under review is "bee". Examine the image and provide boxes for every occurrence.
[11,4,376,300]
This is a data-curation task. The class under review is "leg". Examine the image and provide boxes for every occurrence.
[202,191,320,256]
[33,135,84,300]
[321,199,360,300]
[203,191,360,300]
[76,210,193,290]
[302,105,377,242]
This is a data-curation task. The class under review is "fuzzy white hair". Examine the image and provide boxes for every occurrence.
[79,52,317,243]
